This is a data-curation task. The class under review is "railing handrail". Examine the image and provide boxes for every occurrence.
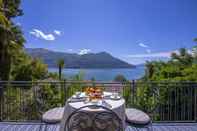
[2,80,197,83]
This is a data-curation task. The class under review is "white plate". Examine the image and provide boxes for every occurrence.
[72,95,81,99]
[110,95,121,100]
[72,92,86,99]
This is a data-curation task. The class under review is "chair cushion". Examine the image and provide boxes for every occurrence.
[42,107,64,123]
[125,108,151,125]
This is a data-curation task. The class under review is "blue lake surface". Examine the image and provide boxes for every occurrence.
[48,65,145,81]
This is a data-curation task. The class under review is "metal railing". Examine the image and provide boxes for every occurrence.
[0,80,196,122]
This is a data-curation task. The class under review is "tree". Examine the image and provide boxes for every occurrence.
[194,38,197,42]
[145,61,154,80]
[0,0,10,27]
[13,58,48,81]
[0,0,24,80]
[2,0,23,19]
[0,2,8,29]
[192,38,197,63]
[0,0,11,80]
[57,59,65,80]
[114,74,127,82]
[171,48,193,66]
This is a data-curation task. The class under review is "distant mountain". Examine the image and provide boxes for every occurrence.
[136,63,145,67]
[25,48,135,68]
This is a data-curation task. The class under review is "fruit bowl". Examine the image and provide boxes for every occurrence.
[85,87,103,101]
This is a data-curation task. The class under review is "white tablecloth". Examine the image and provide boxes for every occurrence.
[60,92,126,131]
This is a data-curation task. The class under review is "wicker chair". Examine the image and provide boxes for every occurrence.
[65,105,123,131]
[125,108,152,131]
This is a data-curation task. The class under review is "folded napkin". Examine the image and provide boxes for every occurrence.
[67,97,86,103]
[84,100,112,109]
[102,100,112,108]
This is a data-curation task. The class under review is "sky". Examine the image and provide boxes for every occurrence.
[14,0,197,65]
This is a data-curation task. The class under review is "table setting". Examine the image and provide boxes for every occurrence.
[60,87,126,131]
[67,87,122,105]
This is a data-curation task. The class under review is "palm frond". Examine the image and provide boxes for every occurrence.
[194,38,197,42]
[0,0,3,7]
[0,13,10,28]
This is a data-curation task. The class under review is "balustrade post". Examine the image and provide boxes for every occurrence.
[195,86,197,122]
[131,80,135,106]
[64,80,67,102]
[0,85,4,121]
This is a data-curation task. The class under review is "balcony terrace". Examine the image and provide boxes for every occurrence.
[0,81,197,131]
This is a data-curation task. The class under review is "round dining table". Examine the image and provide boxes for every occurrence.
[60,92,126,131]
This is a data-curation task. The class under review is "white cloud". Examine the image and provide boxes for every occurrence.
[78,49,91,55]
[54,30,62,36]
[16,22,21,26]
[126,50,178,58]
[146,49,151,53]
[30,29,55,41]
[124,49,194,65]
[127,57,170,65]
[139,43,148,48]
[67,49,73,52]
[138,43,152,54]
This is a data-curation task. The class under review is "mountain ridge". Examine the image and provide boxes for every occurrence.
[25,48,135,68]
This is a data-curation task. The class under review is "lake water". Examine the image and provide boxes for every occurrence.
[49,65,145,81]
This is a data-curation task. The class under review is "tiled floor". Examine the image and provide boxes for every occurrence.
[0,122,197,131]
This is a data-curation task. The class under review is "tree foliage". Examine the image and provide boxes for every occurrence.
[0,0,48,81]
[142,46,197,81]
[13,58,48,81]
[114,74,127,82]
[194,38,197,42]
[137,44,197,116]
[0,0,24,80]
